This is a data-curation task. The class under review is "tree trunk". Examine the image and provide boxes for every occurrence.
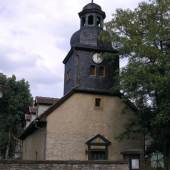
[166,146,170,170]
[5,131,11,159]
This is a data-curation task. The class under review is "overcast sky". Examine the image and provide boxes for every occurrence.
[0,0,145,98]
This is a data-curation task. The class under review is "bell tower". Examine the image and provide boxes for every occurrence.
[63,2,119,95]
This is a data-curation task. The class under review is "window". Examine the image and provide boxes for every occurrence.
[131,159,140,170]
[89,150,107,160]
[95,98,101,107]
[99,66,105,77]
[86,134,111,161]
[151,152,164,168]
[128,156,140,170]
[81,17,85,27]
[97,16,101,26]
[88,15,94,25]
[89,65,96,76]
[122,153,140,170]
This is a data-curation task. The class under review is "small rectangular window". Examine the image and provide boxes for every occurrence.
[90,150,106,160]
[99,66,105,77]
[131,159,140,169]
[95,98,101,107]
[90,65,96,76]
[122,154,140,170]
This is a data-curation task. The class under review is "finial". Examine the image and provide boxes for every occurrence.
[91,0,94,3]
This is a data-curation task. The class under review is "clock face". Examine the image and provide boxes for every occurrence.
[92,53,103,64]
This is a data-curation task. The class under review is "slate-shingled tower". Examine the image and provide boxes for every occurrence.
[63,2,119,95]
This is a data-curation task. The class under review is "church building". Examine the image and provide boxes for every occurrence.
[21,2,144,169]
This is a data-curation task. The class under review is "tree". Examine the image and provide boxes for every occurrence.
[0,73,32,159]
[106,0,170,168]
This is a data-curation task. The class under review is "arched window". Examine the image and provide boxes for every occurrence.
[97,16,101,26]
[88,15,94,25]
[81,17,85,27]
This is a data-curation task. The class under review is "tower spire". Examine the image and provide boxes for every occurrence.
[91,0,94,3]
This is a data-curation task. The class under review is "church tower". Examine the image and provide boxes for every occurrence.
[21,2,143,165]
[63,2,119,95]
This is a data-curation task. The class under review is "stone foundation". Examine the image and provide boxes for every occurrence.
[0,160,128,170]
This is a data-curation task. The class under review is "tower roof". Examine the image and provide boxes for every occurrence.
[70,2,112,50]
[83,3,101,10]
[79,2,106,18]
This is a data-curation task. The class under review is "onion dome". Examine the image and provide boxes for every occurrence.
[70,2,112,51]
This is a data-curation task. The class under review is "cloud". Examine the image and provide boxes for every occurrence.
[0,52,38,71]
[0,0,146,98]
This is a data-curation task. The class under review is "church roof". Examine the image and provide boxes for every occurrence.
[20,120,46,140]
[35,96,59,105]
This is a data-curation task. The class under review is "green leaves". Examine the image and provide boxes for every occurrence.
[107,0,170,163]
[0,73,32,159]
